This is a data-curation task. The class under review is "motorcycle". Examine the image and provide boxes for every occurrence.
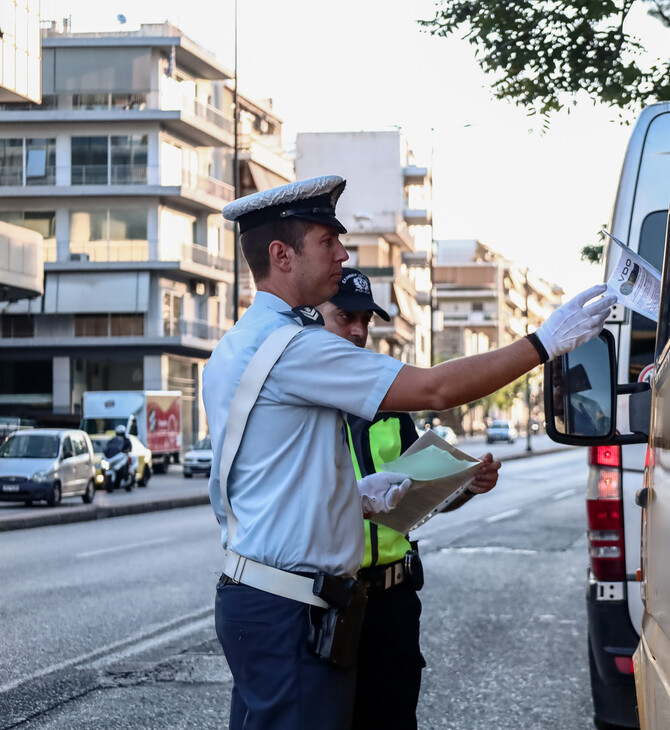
[100,441,136,492]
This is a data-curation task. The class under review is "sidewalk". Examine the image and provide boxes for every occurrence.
[0,434,573,533]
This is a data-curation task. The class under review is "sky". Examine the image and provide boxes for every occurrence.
[40,0,670,296]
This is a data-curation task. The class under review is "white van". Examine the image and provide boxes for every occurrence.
[546,102,670,729]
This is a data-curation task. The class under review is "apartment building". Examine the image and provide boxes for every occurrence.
[0,22,292,444]
[0,0,43,304]
[295,130,432,367]
[433,238,563,429]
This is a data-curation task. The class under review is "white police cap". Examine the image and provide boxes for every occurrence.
[222,175,347,234]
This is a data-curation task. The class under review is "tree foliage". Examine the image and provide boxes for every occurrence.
[580,244,604,263]
[420,1,670,115]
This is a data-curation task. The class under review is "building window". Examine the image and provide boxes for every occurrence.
[472,302,483,311]
[111,135,148,184]
[71,136,108,184]
[74,314,144,337]
[163,291,182,336]
[0,138,23,185]
[1,315,34,338]
[75,315,109,337]
[110,314,144,337]
[26,138,56,185]
[70,208,148,261]
[0,210,55,238]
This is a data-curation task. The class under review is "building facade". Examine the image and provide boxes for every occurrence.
[432,238,564,430]
[0,22,292,444]
[295,130,432,366]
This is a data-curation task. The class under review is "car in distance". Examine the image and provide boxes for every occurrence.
[486,420,518,444]
[183,436,212,478]
[89,433,153,487]
[0,428,96,506]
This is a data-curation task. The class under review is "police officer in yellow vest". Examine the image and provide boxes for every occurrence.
[319,268,503,730]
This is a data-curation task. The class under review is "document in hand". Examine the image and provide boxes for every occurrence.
[602,230,661,322]
[372,429,481,534]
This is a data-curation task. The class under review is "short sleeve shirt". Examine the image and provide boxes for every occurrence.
[203,291,404,577]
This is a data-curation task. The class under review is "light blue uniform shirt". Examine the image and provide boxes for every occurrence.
[203,291,403,577]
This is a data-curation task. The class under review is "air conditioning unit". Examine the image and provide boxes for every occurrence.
[70,253,90,262]
[188,279,206,296]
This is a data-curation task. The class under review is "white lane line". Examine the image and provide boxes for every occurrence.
[553,488,577,501]
[485,508,521,523]
[0,607,213,695]
[76,538,171,558]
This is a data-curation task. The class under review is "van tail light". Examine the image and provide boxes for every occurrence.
[586,445,625,582]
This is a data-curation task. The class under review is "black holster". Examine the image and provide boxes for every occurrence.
[307,572,367,670]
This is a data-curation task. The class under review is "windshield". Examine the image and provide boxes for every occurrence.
[194,436,211,450]
[490,421,509,429]
[80,417,126,435]
[0,434,60,459]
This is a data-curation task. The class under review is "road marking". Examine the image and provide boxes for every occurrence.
[0,607,213,695]
[76,538,171,558]
[485,508,521,523]
[553,488,577,501]
[439,546,537,555]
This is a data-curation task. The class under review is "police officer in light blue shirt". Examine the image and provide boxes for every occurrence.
[204,174,616,730]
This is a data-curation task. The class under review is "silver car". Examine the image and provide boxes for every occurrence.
[0,428,96,507]
[183,436,212,478]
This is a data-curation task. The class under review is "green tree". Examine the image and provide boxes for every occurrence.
[420,1,670,115]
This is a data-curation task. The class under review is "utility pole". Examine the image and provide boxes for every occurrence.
[232,0,240,323]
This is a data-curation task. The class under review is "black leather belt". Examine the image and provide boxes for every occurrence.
[358,559,406,593]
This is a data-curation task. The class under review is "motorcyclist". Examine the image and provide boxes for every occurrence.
[104,425,132,482]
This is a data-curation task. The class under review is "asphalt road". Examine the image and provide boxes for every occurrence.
[0,446,600,730]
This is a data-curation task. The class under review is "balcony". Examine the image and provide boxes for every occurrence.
[0,91,235,147]
[0,165,234,213]
[46,241,233,283]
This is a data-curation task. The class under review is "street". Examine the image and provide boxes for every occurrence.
[0,446,596,729]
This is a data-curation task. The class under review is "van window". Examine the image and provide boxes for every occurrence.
[629,211,666,381]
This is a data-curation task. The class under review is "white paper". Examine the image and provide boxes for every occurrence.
[372,430,481,534]
[603,230,661,322]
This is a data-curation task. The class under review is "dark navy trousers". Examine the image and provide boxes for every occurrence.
[215,579,357,730]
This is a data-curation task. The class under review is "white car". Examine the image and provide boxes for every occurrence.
[0,428,96,507]
[183,436,212,478]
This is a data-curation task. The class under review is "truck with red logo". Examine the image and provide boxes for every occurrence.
[80,391,182,473]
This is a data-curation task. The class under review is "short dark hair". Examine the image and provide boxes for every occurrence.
[240,217,312,281]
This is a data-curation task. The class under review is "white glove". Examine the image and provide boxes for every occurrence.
[534,283,617,360]
[357,471,412,514]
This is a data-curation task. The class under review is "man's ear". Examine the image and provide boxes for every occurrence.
[268,239,293,272]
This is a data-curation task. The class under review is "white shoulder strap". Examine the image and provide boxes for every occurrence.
[219,322,302,543]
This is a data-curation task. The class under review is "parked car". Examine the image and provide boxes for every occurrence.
[89,433,152,487]
[183,436,212,478]
[0,428,96,507]
[485,420,518,444]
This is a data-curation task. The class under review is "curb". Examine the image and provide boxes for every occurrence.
[0,446,575,533]
[0,493,210,533]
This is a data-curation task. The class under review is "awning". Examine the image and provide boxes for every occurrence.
[247,160,292,192]
[393,284,417,322]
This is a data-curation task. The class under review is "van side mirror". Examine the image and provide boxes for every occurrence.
[544,329,650,446]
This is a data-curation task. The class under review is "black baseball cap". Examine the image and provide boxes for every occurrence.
[330,268,390,321]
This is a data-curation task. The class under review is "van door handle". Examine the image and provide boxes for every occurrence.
[635,487,650,509]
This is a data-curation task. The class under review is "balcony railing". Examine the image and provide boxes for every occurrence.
[180,318,226,341]
[0,165,57,186]
[71,164,149,185]
[0,90,235,135]
[0,162,234,201]
[56,240,233,273]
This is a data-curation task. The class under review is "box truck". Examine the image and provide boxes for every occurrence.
[80,391,182,473]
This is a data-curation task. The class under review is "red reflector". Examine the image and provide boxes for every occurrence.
[614,656,635,674]
[589,445,621,467]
